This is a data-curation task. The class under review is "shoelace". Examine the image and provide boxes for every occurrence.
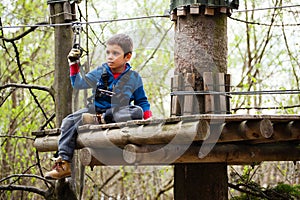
[52,161,65,171]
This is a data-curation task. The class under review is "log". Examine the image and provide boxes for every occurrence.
[34,120,209,152]
[33,116,300,152]
[123,144,166,164]
[239,119,273,139]
[34,135,60,152]
[79,143,300,166]
[202,119,273,144]
[176,143,300,164]
[79,147,126,167]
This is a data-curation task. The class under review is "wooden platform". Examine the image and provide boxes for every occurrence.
[33,114,300,166]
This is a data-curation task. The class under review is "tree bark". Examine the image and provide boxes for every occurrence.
[50,2,77,200]
[174,163,228,200]
[173,7,229,200]
[53,3,73,126]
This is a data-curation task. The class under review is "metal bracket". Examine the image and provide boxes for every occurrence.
[47,0,81,4]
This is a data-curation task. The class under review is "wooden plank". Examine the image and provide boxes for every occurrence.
[170,10,177,21]
[49,4,55,24]
[63,1,72,21]
[171,75,183,116]
[177,6,187,16]
[225,74,231,113]
[183,73,195,115]
[205,8,215,16]
[190,5,200,14]
[220,7,227,14]
[203,72,215,113]
[216,73,226,114]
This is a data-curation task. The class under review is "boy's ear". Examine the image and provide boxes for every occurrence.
[125,52,132,61]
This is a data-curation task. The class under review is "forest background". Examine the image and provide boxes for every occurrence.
[0,0,299,199]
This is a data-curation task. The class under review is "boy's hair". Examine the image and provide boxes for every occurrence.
[107,34,133,55]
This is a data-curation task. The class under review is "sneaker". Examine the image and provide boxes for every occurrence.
[45,157,71,180]
[82,113,104,124]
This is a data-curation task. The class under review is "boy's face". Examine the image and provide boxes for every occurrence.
[106,44,131,73]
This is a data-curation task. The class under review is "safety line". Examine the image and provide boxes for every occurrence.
[0,14,169,29]
[171,90,300,96]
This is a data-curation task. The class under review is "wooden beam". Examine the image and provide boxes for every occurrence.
[34,119,209,152]
[79,143,300,166]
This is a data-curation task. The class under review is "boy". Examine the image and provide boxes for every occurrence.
[45,33,152,180]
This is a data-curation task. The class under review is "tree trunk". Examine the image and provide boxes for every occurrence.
[174,164,228,200]
[52,3,73,126]
[173,7,229,200]
[50,2,77,200]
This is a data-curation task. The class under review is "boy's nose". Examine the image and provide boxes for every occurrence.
[107,53,113,60]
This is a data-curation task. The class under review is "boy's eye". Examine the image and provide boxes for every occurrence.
[106,50,121,56]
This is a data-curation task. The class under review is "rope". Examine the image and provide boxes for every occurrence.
[171,90,300,96]
[0,15,169,29]
[233,4,300,13]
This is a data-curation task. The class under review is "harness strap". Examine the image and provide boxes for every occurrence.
[101,67,109,90]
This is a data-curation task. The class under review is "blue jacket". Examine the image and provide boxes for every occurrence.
[70,63,151,112]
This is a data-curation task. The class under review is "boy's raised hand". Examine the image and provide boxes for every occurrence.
[68,48,82,63]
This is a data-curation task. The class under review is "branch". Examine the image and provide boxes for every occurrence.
[2,22,48,42]
[0,134,35,140]
[0,174,54,187]
[155,178,174,200]
[0,184,47,197]
[0,83,54,99]
[138,23,174,72]
[10,40,53,128]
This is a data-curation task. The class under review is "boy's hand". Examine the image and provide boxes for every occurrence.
[68,48,82,63]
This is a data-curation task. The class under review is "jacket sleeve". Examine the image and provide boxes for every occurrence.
[131,73,152,119]
[69,62,101,89]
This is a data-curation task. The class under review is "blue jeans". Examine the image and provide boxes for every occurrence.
[58,107,89,162]
[58,105,143,162]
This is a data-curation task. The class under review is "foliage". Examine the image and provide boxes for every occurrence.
[228,0,300,114]
[0,0,300,199]
[229,162,300,199]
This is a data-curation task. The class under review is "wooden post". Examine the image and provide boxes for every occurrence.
[50,1,73,126]
[49,1,77,199]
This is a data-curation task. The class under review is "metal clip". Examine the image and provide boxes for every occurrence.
[96,89,116,97]
[72,21,82,49]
